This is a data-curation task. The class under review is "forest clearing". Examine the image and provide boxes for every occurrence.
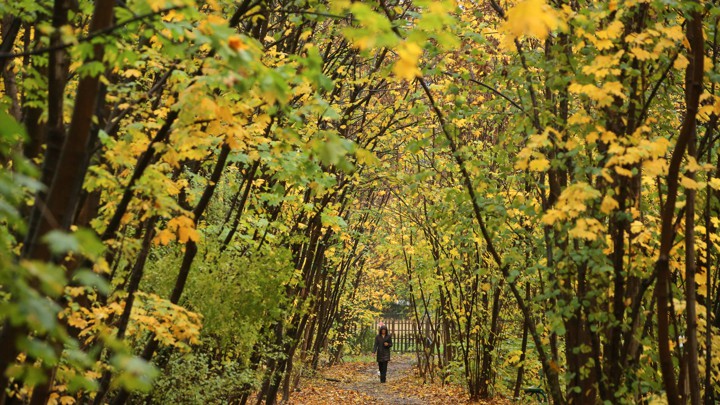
[1,0,720,404]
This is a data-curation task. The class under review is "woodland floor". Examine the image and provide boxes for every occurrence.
[288,355,511,404]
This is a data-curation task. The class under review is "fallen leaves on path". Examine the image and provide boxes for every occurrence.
[289,357,512,404]
[289,362,375,404]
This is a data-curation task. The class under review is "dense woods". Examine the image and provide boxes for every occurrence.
[1,0,719,403]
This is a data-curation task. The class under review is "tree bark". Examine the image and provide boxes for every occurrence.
[655,8,704,405]
[478,282,503,398]
[513,283,530,399]
[93,217,157,405]
[684,81,700,405]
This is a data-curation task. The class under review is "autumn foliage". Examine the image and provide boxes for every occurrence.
[0,0,719,404]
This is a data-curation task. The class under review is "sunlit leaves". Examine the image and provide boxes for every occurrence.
[541,183,601,226]
[501,0,562,46]
[393,41,423,80]
[568,81,625,108]
[154,215,200,245]
[126,292,203,349]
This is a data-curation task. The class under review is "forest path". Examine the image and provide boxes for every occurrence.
[344,355,424,404]
[289,354,477,404]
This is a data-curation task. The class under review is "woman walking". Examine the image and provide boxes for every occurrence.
[372,325,392,383]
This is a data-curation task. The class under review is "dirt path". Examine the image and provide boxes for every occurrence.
[290,355,473,404]
[345,356,425,404]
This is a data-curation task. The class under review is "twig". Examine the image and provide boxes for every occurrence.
[0,5,186,61]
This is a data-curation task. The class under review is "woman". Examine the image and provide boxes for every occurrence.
[372,325,392,383]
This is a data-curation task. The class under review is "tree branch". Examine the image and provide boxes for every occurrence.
[0,6,186,61]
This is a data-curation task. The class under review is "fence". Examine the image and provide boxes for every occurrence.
[372,318,430,353]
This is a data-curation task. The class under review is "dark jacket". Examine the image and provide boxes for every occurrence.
[373,326,392,362]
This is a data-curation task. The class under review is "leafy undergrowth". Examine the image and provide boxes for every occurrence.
[289,357,512,404]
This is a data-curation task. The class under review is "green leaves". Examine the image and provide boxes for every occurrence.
[315,132,355,167]
[72,270,111,296]
[43,228,106,260]
[340,2,398,51]
[110,354,159,392]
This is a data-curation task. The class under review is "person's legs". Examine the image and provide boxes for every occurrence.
[379,361,388,382]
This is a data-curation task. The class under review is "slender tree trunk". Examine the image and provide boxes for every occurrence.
[478,282,503,398]
[112,145,231,405]
[0,16,21,73]
[655,9,704,405]
[0,16,22,122]
[513,283,530,399]
[93,217,157,405]
[684,96,700,405]
[0,2,115,401]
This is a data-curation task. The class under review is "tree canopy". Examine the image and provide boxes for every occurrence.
[0,0,719,404]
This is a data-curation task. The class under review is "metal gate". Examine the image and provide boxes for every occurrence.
[373,318,428,353]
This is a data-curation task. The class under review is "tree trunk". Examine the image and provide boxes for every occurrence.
[112,145,231,405]
[513,283,530,399]
[478,282,503,398]
[0,1,115,401]
[684,84,700,405]
[655,8,704,405]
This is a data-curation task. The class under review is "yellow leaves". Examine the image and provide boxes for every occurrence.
[393,41,423,80]
[629,46,654,61]
[647,137,670,157]
[173,216,200,243]
[569,218,605,241]
[643,159,667,176]
[66,311,89,330]
[601,129,618,144]
[685,156,705,173]
[603,81,625,99]
[589,38,613,51]
[501,0,562,46]
[581,52,622,79]
[506,350,523,365]
[580,19,623,50]
[696,272,708,297]
[568,111,591,125]
[538,208,560,226]
[198,14,228,35]
[630,220,644,234]
[598,20,624,41]
[529,158,550,172]
[541,182,600,225]
[659,24,684,42]
[226,127,247,151]
[680,175,702,190]
[600,195,619,214]
[154,229,174,245]
[585,126,618,145]
[48,394,76,405]
[356,147,380,166]
[515,130,554,171]
[674,54,689,70]
[614,166,633,177]
[153,215,200,245]
[568,81,625,107]
[127,292,203,349]
[709,178,720,190]
[123,69,142,78]
[228,35,247,52]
